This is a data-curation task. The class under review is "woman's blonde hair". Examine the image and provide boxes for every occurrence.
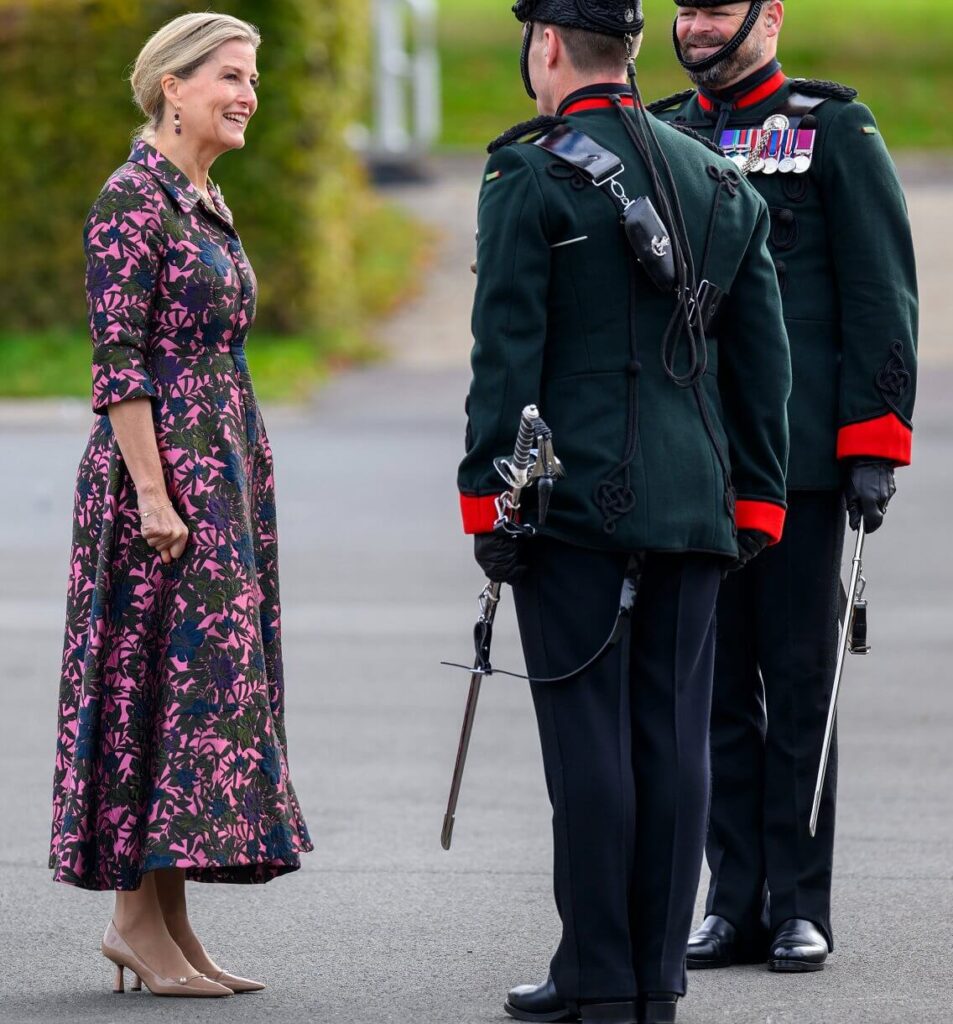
[130,12,261,139]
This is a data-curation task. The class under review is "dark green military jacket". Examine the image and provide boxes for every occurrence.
[651,70,918,490]
[458,84,791,558]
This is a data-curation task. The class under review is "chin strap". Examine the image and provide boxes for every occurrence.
[520,22,537,100]
[673,0,765,75]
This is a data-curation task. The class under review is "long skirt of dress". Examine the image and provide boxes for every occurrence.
[50,405,313,891]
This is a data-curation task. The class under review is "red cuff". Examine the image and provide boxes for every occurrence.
[735,499,786,545]
[836,412,912,466]
[460,493,501,535]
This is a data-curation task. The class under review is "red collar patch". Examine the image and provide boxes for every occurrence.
[698,69,787,113]
[563,95,636,116]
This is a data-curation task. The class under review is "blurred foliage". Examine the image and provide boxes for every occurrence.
[0,0,424,349]
[0,194,429,399]
[437,0,953,150]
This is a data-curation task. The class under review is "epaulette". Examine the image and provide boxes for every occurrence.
[646,88,696,115]
[789,79,858,102]
[671,123,724,157]
[487,115,568,154]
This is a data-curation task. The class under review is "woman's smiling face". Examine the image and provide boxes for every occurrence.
[166,39,259,155]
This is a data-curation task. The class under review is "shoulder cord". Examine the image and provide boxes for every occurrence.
[612,87,738,522]
[583,172,644,535]
[609,96,707,388]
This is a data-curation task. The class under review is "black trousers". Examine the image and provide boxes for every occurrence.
[704,490,846,949]
[513,538,722,1000]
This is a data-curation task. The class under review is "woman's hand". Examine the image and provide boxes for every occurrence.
[140,501,190,564]
[104,400,189,565]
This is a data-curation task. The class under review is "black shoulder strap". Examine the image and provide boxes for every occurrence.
[671,123,724,157]
[487,115,568,154]
[774,91,831,120]
[531,123,623,185]
[646,88,696,115]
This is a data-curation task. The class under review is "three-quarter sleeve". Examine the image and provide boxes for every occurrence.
[84,180,165,414]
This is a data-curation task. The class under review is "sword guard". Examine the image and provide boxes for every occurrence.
[494,455,529,490]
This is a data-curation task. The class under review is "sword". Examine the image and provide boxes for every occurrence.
[809,522,868,838]
[441,405,562,850]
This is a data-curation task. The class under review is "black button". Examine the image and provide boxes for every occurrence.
[777,208,795,225]
[774,260,787,274]
[627,360,642,377]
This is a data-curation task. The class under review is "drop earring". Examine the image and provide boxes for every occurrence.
[173,109,182,135]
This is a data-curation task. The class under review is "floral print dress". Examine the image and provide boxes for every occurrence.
[49,140,313,891]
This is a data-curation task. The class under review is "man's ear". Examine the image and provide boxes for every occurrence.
[543,25,560,69]
[764,0,784,37]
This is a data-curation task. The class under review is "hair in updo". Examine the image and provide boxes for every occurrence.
[130,12,260,139]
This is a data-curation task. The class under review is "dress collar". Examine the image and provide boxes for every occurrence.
[127,139,232,225]
[558,83,635,116]
[697,60,785,113]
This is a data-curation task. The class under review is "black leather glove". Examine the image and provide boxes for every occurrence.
[474,530,527,585]
[728,529,772,573]
[845,459,896,534]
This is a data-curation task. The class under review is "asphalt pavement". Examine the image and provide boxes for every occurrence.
[1,156,952,1024]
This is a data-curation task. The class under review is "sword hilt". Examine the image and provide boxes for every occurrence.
[512,405,539,474]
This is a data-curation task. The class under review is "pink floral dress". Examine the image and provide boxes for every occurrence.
[49,140,313,891]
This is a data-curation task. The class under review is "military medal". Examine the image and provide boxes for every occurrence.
[745,129,766,174]
[778,131,798,173]
[747,112,786,176]
[763,114,790,134]
[793,128,816,173]
[732,130,752,169]
[720,129,747,169]
[763,132,781,174]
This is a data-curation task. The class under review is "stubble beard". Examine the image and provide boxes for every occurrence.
[684,33,766,89]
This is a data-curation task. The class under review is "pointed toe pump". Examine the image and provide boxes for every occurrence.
[102,922,232,997]
[211,970,266,994]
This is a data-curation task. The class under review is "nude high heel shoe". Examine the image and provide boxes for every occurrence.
[211,970,266,993]
[102,922,232,997]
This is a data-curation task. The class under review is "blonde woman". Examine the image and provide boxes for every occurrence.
[49,12,312,997]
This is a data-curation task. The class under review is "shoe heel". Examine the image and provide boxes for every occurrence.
[131,972,143,992]
[641,998,677,1024]
[113,964,125,994]
[581,1001,638,1023]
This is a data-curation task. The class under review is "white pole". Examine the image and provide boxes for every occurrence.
[372,0,441,158]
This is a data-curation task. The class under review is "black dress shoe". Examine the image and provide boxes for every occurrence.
[504,977,579,1022]
[768,918,829,973]
[686,915,738,969]
[637,992,678,1024]
[580,1001,638,1024]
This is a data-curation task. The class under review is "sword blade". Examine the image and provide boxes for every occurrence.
[441,404,549,850]
[809,523,866,837]
[440,667,485,850]
[441,580,502,850]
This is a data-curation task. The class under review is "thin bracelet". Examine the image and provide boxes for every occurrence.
[140,502,173,520]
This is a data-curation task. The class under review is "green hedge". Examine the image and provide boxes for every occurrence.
[0,0,372,336]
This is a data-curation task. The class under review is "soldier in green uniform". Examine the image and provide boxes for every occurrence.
[457,2,792,1020]
[650,0,918,973]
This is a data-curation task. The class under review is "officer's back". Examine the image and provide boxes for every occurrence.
[461,83,791,556]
